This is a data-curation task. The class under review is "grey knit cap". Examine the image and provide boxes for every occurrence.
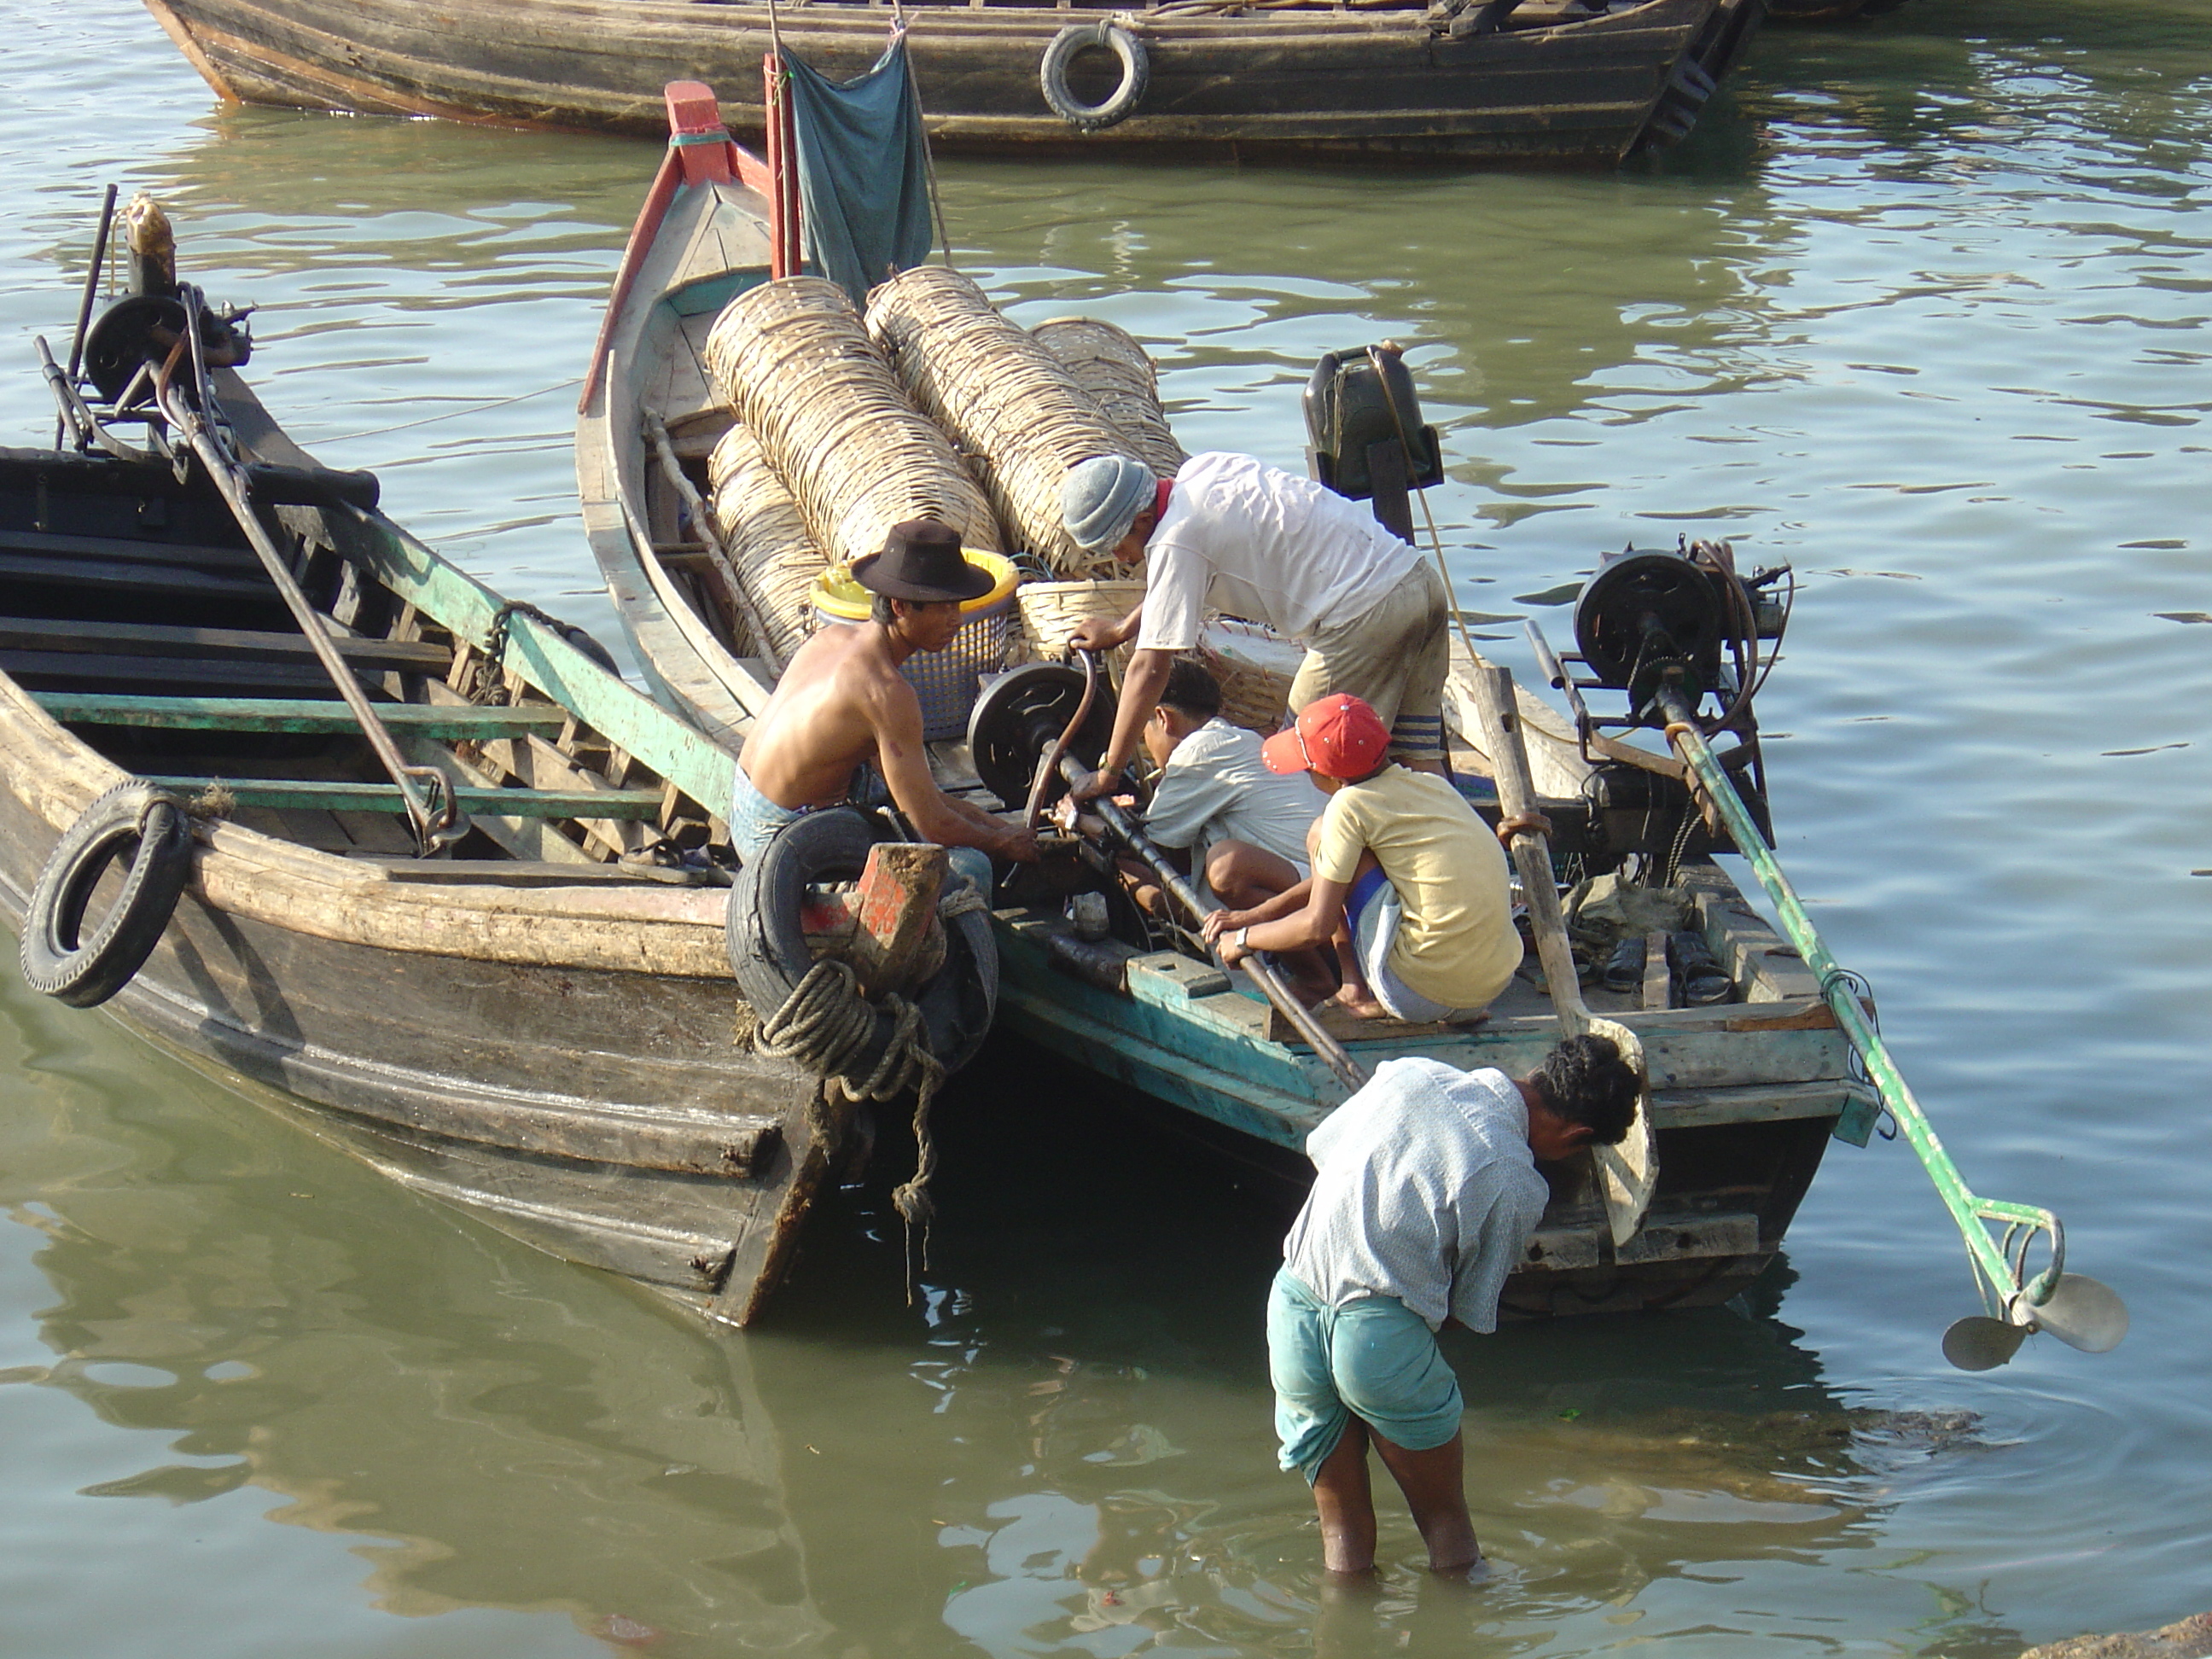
[1060,455,1157,552]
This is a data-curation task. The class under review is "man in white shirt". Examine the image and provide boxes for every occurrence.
[1058,451,1451,802]
[1138,658,1326,905]
[1271,1036,1639,1578]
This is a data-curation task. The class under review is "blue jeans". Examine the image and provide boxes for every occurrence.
[731,765,994,900]
[1345,870,1487,1024]
[1266,1267,1464,1484]
[728,763,814,864]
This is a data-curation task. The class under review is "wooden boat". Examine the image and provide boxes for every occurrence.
[1767,0,1906,18]
[140,0,1764,165]
[578,90,1870,1318]
[1,207,974,1329]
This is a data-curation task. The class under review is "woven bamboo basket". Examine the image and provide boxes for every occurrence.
[702,276,999,571]
[1200,618,1303,736]
[1014,578,1145,671]
[864,267,1143,582]
[705,423,825,672]
[1032,317,1187,478]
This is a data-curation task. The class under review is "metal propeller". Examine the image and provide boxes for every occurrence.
[1941,1270,2129,1371]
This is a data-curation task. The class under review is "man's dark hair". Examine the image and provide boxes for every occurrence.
[870,591,899,626]
[1160,656,1221,721]
[1530,1033,1639,1146]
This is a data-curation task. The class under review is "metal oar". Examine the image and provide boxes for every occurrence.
[1468,664,1658,1246]
[1650,677,2127,1367]
[1057,752,1368,1093]
[151,290,463,853]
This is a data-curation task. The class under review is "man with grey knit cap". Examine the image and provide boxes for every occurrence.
[1058,451,1451,803]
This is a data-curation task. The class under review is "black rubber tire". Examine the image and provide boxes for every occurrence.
[559,623,620,676]
[727,808,998,1080]
[1039,22,1149,133]
[19,783,194,1010]
[729,809,899,1080]
[917,902,998,1077]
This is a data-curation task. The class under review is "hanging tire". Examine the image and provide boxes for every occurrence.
[917,899,997,1077]
[729,806,884,1034]
[727,808,997,1080]
[1039,22,1150,133]
[19,783,195,1010]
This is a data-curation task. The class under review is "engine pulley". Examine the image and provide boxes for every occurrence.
[1572,546,1729,710]
[966,661,1114,811]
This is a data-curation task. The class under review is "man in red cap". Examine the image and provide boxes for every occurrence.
[736,519,1039,874]
[1200,694,1520,1022]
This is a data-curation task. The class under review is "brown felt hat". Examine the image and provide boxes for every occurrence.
[851,519,995,604]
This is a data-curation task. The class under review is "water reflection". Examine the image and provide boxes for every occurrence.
[3,985,2023,1658]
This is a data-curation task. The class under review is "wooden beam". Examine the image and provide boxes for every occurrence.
[0,526,265,573]
[843,842,947,998]
[144,776,667,819]
[0,615,450,669]
[1,649,341,696]
[0,550,276,601]
[34,691,568,737]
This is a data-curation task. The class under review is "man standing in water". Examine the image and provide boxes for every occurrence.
[1269,1035,1639,1575]
[733,519,1038,876]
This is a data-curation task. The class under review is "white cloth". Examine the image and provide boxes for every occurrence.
[1135,452,1419,653]
[1284,1058,1549,1334]
[1143,718,1325,875]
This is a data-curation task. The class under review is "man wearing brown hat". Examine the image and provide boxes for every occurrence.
[733,520,1039,874]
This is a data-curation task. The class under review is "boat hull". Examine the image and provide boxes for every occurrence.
[0,417,835,1328]
[143,0,1762,162]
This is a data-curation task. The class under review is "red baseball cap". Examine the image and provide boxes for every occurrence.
[1261,693,1391,779]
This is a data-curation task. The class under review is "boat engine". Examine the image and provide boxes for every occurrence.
[1530,538,1793,852]
[1566,540,1789,725]
[1303,341,1443,540]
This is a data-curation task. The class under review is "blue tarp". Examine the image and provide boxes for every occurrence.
[783,37,937,306]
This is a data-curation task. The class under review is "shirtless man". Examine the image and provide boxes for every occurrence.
[731,519,1038,876]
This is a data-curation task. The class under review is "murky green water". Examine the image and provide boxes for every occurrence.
[4,1,2211,1652]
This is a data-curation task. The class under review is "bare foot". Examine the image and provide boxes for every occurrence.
[1316,987,1393,1022]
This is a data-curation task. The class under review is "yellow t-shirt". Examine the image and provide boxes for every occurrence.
[1311,766,1522,1009]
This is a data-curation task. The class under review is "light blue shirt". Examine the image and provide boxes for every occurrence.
[1284,1058,1549,1333]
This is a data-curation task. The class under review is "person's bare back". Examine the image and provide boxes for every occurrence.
[734,523,1038,866]
[741,621,913,809]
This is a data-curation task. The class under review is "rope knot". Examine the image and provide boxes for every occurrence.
[748,954,951,1301]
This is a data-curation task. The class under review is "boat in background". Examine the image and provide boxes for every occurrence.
[140,0,1762,165]
[2,195,982,1327]
[578,85,1872,1319]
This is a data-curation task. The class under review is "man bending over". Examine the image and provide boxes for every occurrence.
[1270,1035,1639,1575]
[734,519,1037,881]
[1057,451,1452,801]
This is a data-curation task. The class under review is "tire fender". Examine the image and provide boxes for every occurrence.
[20,782,195,1010]
[1039,22,1150,133]
[727,809,998,1080]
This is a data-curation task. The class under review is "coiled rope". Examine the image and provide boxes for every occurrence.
[753,877,990,1299]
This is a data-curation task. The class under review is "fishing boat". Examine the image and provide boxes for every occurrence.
[139,0,1763,165]
[576,84,1905,1320]
[2,193,995,1328]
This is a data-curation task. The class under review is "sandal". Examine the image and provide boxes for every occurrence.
[1667,930,1734,1006]
[1601,935,1646,993]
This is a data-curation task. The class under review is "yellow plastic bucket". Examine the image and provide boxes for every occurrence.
[809,551,1020,621]
[809,552,1021,741]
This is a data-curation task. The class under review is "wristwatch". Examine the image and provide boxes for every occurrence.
[1233,927,1250,954]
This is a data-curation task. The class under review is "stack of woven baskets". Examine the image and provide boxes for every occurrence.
[693,263,1303,731]
[694,268,1180,666]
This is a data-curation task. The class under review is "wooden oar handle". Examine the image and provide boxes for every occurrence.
[1467,665,1585,1030]
[1058,755,1368,1091]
